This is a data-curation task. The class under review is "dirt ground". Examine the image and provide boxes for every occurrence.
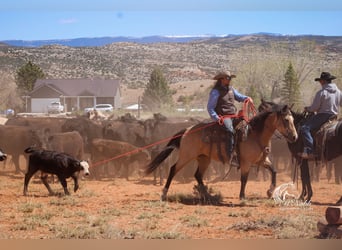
[0,161,340,239]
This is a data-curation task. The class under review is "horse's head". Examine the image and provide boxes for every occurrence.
[258,98,276,112]
[258,99,298,142]
[275,105,298,143]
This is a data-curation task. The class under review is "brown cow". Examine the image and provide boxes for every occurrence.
[43,131,85,160]
[86,110,114,121]
[102,118,146,147]
[5,116,67,134]
[61,117,103,153]
[142,114,202,145]
[90,138,150,180]
[0,125,42,173]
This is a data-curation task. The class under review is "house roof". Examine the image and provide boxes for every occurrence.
[31,78,120,97]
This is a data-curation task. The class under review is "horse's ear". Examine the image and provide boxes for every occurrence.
[290,103,294,110]
[281,105,289,114]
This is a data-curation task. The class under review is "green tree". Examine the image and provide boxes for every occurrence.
[15,61,45,94]
[142,67,173,111]
[281,62,301,109]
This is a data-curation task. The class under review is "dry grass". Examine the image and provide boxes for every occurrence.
[0,169,339,239]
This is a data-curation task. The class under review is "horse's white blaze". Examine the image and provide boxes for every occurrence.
[279,112,298,142]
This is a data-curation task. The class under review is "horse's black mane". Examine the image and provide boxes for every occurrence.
[258,99,305,127]
[248,110,272,133]
[249,104,288,133]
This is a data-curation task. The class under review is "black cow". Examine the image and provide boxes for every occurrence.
[23,147,90,196]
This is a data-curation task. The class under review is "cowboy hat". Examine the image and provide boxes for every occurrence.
[314,72,336,81]
[213,71,236,80]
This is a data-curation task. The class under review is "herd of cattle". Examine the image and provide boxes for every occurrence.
[0,112,341,196]
[0,113,203,193]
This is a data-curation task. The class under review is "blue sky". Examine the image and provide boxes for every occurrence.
[1,0,342,40]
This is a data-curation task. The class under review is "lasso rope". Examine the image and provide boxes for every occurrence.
[218,98,257,124]
[91,98,257,168]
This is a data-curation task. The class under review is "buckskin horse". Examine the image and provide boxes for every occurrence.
[145,104,297,201]
[259,99,342,202]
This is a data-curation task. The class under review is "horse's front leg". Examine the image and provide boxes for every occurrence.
[264,163,277,198]
[299,164,307,200]
[299,159,312,202]
[239,162,250,200]
[299,179,307,201]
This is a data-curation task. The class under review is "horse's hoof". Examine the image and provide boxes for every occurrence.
[267,189,273,198]
[160,195,167,202]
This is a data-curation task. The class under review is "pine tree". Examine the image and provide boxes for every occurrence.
[281,62,301,109]
[15,61,45,94]
[141,67,173,111]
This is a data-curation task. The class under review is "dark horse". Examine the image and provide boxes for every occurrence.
[259,99,342,202]
[145,104,297,201]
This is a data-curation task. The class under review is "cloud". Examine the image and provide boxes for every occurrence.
[59,18,78,24]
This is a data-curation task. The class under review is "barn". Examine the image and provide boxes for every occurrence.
[26,79,121,113]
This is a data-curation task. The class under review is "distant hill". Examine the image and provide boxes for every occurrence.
[2,33,342,53]
[1,35,212,47]
[2,33,329,48]
[1,33,341,107]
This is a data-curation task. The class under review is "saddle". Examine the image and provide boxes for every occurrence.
[314,115,339,160]
[315,117,341,161]
[201,118,248,164]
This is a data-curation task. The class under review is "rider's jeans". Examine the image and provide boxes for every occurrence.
[300,113,333,153]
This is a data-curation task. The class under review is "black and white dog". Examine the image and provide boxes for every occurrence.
[23,147,90,196]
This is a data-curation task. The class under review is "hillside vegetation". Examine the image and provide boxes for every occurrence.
[1,34,342,111]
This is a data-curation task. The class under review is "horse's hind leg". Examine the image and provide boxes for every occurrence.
[161,163,178,201]
[161,155,195,201]
[194,155,210,199]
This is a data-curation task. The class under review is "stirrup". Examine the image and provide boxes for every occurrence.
[229,153,239,167]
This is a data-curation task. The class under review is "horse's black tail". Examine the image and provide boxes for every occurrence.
[145,128,186,174]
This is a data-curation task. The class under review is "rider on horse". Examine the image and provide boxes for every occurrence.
[299,72,342,159]
[207,71,252,163]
